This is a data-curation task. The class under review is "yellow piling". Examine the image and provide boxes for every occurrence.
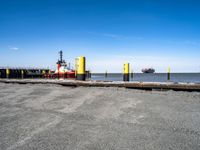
[6,68,10,78]
[41,70,46,78]
[42,70,46,74]
[21,70,24,79]
[123,63,130,81]
[76,56,86,81]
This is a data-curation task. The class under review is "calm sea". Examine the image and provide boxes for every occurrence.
[91,73,200,83]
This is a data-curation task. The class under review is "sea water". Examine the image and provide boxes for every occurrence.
[91,73,200,83]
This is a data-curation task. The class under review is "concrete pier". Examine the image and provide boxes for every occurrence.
[0,82,200,150]
[0,79,200,91]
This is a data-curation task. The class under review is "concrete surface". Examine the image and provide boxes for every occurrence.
[0,83,200,150]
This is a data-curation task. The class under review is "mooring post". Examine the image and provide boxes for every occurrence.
[48,70,51,79]
[131,69,134,79]
[6,68,10,79]
[123,63,130,81]
[89,70,92,79]
[87,70,91,79]
[42,70,46,78]
[105,70,108,78]
[76,56,86,81]
[21,70,24,79]
[167,67,171,81]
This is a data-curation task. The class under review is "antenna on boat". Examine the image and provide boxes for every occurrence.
[59,50,63,62]
[57,50,66,66]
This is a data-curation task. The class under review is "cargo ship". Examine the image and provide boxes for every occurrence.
[142,68,155,73]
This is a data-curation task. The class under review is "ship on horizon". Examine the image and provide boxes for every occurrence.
[142,68,155,73]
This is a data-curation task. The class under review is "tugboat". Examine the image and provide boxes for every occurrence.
[53,50,75,78]
[142,68,155,73]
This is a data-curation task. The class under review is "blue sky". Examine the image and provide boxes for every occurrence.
[0,0,200,73]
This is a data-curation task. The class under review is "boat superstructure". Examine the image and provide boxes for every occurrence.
[54,50,75,78]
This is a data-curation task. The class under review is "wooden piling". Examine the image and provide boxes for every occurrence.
[167,67,171,81]
[105,70,108,78]
[131,69,133,79]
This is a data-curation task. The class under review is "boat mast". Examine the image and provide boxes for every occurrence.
[57,50,66,66]
[59,50,63,63]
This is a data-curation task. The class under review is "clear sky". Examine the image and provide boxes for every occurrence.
[0,0,200,73]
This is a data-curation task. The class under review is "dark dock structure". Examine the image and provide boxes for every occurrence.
[0,67,50,79]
